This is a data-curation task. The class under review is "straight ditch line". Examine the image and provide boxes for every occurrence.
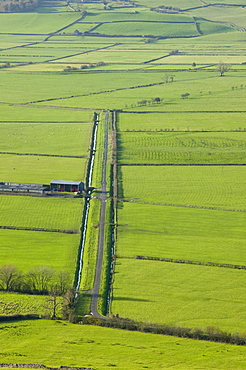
[119,255,246,270]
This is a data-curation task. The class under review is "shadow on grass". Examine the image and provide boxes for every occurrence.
[113,296,152,302]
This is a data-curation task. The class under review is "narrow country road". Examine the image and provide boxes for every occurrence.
[90,111,109,318]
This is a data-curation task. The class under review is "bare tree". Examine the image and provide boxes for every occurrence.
[163,73,175,83]
[53,270,71,295]
[27,266,54,293]
[218,62,231,76]
[45,293,62,319]
[62,288,78,322]
[0,265,22,291]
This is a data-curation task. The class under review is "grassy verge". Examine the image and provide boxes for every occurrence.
[80,198,101,292]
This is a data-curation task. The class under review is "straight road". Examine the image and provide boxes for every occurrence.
[90,111,109,318]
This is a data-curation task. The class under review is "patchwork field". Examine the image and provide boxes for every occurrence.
[0,0,246,367]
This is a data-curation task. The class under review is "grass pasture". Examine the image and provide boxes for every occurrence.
[0,293,62,316]
[118,111,246,131]
[1,319,246,369]
[0,105,93,122]
[0,154,87,184]
[197,19,235,35]
[117,131,246,164]
[93,21,198,37]
[187,5,246,29]
[0,195,83,231]
[0,35,45,49]
[112,258,246,334]
[83,9,194,23]
[0,13,80,34]
[116,202,246,265]
[0,228,80,273]
[0,0,246,364]
[120,165,246,210]
[0,122,92,156]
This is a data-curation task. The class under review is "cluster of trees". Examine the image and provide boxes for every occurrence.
[0,264,72,295]
[0,0,38,12]
[151,5,180,13]
[0,62,10,69]
[137,97,162,106]
[63,61,105,72]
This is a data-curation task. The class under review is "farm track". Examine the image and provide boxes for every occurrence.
[119,255,246,270]
[90,111,109,318]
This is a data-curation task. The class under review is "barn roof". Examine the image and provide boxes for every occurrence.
[50,180,82,185]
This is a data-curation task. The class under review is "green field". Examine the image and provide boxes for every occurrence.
[0,195,83,231]
[116,202,246,265]
[0,229,80,272]
[0,122,91,156]
[117,131,246,164]
[0,13,80,33]
[93,21,198,37]
[120,165,246,210]
[0,319,246,369]
[0,154,87,183]
[112,259,246,334]
[0,0,246,365]
[118,112,246,131]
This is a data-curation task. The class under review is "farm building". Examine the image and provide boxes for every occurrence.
[50,180,84,192]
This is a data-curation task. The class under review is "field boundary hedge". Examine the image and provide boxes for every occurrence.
[122,110,246,114]
[0,225,79,234]
[0,314,39,322]
[0,152,85,159]
[80,316,246,346]
[0,364,94,370]
[118,163,246,166]
[119,129,246,132]
[118,255,246,270]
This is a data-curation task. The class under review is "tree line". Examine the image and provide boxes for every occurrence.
[0,264,71,295]
[0,0,38,12]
